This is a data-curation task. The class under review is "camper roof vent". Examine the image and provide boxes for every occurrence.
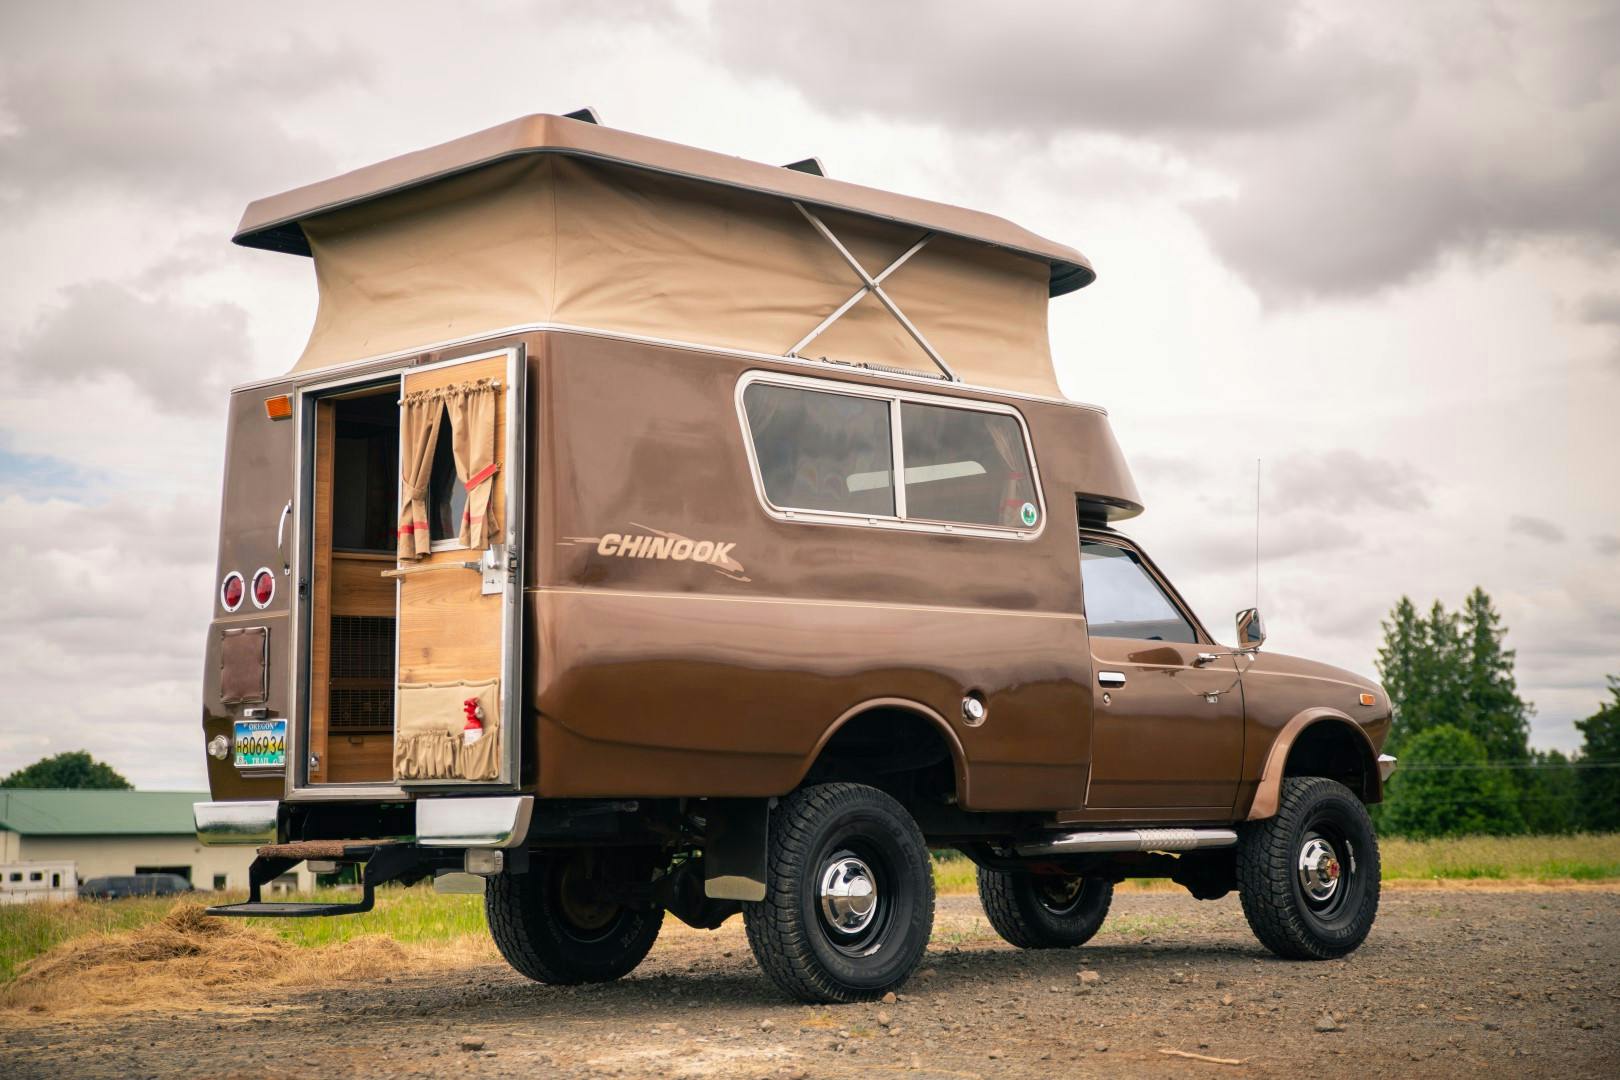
[562,107,602,124]
[781,157,826,176]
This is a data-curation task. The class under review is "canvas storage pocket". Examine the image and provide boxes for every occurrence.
[394,678,501,781]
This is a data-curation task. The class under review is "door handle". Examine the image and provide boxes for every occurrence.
[276,500,293,576]
[381,560,481,579]
[1097,671,1126,688]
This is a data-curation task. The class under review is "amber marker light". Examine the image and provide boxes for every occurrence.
[1359,693,1376,706]
[264,394,292,420]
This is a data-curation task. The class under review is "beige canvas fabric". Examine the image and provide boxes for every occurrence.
[395,678,501,781]
[295,156,1062,399]
[397,391,443,559]
[446,379,500,548]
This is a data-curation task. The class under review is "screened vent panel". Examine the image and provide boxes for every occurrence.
[328,615,395,732]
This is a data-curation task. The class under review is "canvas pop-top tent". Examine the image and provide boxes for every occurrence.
[232,110,1095,401]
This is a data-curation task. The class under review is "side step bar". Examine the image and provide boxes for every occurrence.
[1015,827,1238,857]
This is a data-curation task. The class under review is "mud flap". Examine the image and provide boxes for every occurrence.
[703,798,768,901]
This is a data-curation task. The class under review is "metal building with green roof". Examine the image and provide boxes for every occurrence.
[0,789,309,894]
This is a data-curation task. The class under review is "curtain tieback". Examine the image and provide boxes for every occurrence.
[465,462,500,491]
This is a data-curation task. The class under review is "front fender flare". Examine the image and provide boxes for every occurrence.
[1246,708,1380,821]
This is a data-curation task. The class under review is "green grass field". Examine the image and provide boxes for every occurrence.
[4,833,1616,985]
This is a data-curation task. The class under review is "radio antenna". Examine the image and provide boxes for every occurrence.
[1254,458,1262,608]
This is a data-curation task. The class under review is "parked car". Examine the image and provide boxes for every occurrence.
[78,874,194,900]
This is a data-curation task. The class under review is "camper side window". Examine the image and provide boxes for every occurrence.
[900,403,1037,528]
[744,384,896,517]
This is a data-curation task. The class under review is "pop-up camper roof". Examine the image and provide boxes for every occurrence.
[237,112,1094,399]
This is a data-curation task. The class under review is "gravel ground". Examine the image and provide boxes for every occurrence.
[3,886,1616,1078]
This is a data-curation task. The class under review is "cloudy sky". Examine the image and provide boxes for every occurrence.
[2,1,1616,789]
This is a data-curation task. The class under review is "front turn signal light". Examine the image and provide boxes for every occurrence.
[264,394,292,420]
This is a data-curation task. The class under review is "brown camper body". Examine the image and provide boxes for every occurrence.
[196,114,1392,998]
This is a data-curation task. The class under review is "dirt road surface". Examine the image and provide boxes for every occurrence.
[3,887,1616,1078]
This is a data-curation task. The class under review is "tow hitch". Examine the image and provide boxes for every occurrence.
[205,840,457,918]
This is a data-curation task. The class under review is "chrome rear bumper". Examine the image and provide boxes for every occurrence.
[195,800,279,846]
[417,795,533,848]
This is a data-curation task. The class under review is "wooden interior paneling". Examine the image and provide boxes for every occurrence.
[309,390,400,786]
[396,354,508,722]
[323,734,393,783]
[306,400,335,782]
[331,553,394,616]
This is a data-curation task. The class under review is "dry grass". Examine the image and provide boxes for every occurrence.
[0,899,494,1018]
[0,904,445,1016]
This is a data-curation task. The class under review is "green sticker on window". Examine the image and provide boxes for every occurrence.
[1020,502,1038,527]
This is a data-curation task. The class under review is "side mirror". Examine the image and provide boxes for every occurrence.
[1236,608,1267,650]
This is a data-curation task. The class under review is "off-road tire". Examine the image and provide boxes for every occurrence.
[485,855,663,984]
[976,867,1113,949]
[744,783,935,1003]
[1237,776,1380,960]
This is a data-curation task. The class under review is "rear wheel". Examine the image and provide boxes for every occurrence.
[976,867,1113,949]
[744,783,934,1003]
[1237,776,1380,960]
[485,851,663,984]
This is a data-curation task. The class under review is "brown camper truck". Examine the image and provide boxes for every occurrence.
[195,112,1396,1003]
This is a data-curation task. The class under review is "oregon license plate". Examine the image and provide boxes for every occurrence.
[233,718,287,769]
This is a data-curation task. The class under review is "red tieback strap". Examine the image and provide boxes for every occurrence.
[465,462,499,491]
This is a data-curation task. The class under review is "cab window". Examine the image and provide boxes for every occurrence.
[1080,540,1198,643]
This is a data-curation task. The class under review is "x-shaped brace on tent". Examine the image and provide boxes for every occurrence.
[786,202,959,382]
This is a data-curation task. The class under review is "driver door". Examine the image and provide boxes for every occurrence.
[1079,537,1242,811]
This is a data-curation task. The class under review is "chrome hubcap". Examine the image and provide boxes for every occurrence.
[1297,836,1343,903]
[819,856,879,935]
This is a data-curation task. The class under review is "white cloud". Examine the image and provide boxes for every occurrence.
[707,0,1620,303]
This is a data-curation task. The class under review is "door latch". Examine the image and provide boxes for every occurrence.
[480,545,510,596]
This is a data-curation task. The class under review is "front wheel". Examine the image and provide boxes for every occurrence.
[977,867,1112,949]
[1237,776,1380,960]
[744,783,935,1003]
[485,852,664,984]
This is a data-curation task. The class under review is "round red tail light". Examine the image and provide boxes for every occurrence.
[251,568,276,609]
[220,572,245,612]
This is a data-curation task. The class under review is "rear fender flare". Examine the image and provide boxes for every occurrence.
[795,697,971,808]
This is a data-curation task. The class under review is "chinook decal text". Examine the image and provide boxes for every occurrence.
[596,533,737,565]
[559,522,750,582]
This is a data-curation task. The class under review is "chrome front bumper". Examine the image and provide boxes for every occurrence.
[1378,754,1397,782]
[194,795,534,848]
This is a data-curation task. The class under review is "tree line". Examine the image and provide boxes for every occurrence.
[1374,587,1619,837]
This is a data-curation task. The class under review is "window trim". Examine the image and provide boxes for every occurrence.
[735,370,1046,541]
[1077,529,1213,646]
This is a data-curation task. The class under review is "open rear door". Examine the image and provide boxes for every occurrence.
[389,348,524,787]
